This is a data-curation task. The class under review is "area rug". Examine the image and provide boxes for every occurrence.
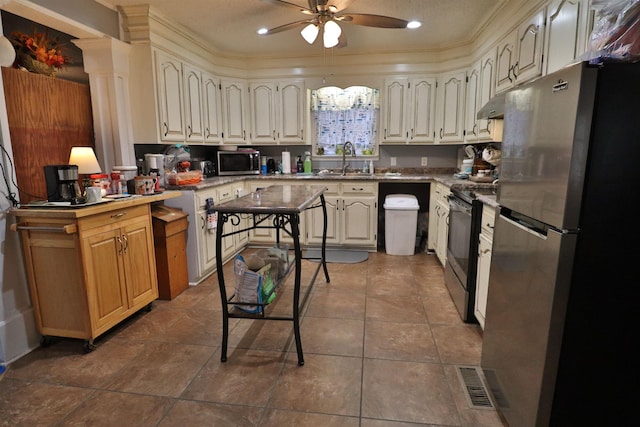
[303,248,369,264]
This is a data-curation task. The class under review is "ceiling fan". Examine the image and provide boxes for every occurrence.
[258,0,421,49]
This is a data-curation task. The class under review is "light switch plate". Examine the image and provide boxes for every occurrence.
[421,157,429,166]
[390,157,396,166]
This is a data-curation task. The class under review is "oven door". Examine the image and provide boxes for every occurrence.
[444,192,481,323]
[447,194,473,286]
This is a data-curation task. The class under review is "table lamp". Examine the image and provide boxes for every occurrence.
[68,146,101,194]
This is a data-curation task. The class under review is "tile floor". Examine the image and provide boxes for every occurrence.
[0,250,507,426]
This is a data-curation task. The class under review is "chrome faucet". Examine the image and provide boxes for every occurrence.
[341,141,355,175]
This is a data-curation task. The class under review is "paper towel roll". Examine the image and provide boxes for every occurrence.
[281,151,291,174]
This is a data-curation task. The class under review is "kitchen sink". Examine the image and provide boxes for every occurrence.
[315,170,372,177]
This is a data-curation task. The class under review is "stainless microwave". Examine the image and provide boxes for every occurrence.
[217,150,261,176]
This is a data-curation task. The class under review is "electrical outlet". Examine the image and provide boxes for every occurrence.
[421,157,429,167]
[390,157,397,166]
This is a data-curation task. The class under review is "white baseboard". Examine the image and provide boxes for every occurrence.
[0,307,40,364]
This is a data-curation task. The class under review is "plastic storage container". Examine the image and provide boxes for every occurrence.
[384,194,420,255]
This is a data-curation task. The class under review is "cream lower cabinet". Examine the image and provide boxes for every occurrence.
[216,182,249,260]
[307,181,378,249]
[474,203,496,329]
[13,204,158,351]
[427,182,451,265]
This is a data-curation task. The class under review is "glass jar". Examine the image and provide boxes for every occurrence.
[90,173,111,196]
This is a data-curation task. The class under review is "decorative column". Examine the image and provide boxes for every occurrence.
[72,37,135,171]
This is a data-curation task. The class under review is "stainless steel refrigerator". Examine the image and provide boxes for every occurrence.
[481,61,638,426]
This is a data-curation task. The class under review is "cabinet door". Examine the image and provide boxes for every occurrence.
[249,82,277,144]
[475,232,492,329]
[436,70,466,143]
[408,77,436,143]
[121,218,158,310]
[202,72,223,144]
[545,0,583,75]
[381,77,408,142]
[197,208,217,274]
[495,32,517,94]
[278,80,305,144]
[464,62,481,143]
[183,64,204,143]
[155,50,185,141]
[477,51,497,140]
[221,79,248,144]
[427,184,439,252]
[342,195,377,246]
[435,198,449,265]
[514,9,545,84]
[83,228,128,332]
[307,195,340,245]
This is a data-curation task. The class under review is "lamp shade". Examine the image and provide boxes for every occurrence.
[69,146,101,174]
[301,23,319,44]
[0,35,16,67]
[323,20,341,48]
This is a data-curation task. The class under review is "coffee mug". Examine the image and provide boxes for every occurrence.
[85,187,102,203]
[135,176,156,195]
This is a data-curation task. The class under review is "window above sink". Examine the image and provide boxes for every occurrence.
[310,86,379,160]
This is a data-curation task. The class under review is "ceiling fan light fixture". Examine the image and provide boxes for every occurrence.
[407,20,422,29]
[323,20,342,48]
[301,23,319,44]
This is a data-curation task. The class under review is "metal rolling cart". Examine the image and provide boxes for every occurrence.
[213,184,329,366]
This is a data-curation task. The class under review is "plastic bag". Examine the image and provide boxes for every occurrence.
[583,0,640,62]
[233,255,275,313]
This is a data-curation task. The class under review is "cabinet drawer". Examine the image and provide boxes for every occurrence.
[341,182,377,195]
[481,204,496,236]
[195,187,218,210]
[79,205,149,232]
[216,185,235,203]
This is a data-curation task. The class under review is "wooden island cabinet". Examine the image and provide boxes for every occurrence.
[10,192,180,352]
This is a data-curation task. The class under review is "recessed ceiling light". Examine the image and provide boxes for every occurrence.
[257,28,268,35]
[407,21,422,29]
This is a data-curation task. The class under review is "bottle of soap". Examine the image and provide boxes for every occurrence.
[368,159,374,175]
[303,152,312,173]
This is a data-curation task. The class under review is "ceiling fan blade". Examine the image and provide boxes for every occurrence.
[338,13,409,28]
[262,19,314,35]
[327,0,355,13]
[262,0,315,15]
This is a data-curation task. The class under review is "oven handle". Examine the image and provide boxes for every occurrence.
[448,195,472,215]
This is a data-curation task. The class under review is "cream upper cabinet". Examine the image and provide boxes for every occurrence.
[544,0,591,75]
[221,78,249,144]
[249,81,277,144]
[381,77,408,142]
[278,79,306,144]
[202,71,223,144]
[407,77,437,143]
[464,61,481,142]
[381,76,436,144]
[496,8,546,94]
[182,63,205,143]
[155,50,185,142]
[466,50,502,143]
[435,69,466,144]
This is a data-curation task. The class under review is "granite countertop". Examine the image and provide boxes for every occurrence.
[167,168,498,194]
[213,184,327,214]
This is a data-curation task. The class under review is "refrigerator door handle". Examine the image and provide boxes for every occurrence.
[501,212,547,239]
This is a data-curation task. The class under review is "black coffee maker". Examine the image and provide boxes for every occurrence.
[44,165,82,202]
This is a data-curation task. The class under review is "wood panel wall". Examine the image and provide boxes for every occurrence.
[2,67,94,204]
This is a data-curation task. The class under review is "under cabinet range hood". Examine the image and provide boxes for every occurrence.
[477,93,505,119]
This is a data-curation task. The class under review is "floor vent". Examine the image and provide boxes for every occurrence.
[456,366,494,409]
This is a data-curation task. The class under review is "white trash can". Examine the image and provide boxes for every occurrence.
[384,194,420,255]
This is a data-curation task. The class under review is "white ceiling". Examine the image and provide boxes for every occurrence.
[98,0,509,58]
